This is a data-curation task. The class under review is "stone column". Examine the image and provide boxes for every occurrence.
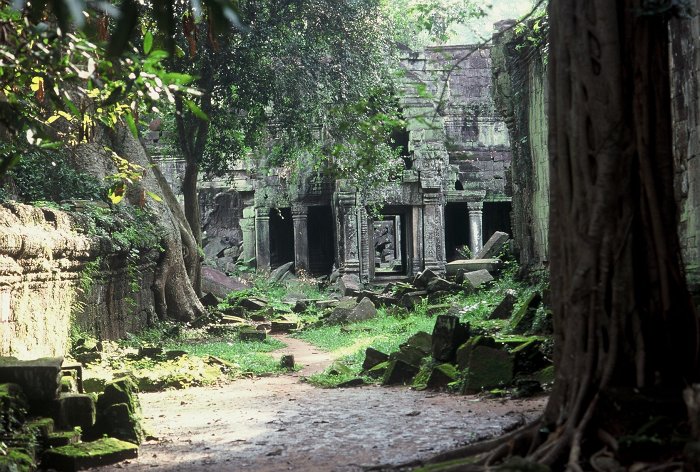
[422,192,446,273]
[241,207,256,263]
[255,207,270,271]
[291,204,309,274]
[468,201,484,256]
[336,188,360,274]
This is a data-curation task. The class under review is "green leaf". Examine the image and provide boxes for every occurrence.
[124,113,138,138]
[143,31,153,55]
[146,191,163,202]
[184,99,209,121]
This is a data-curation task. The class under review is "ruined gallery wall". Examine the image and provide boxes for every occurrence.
[491,21,549,274]
[670,11,700,296]
[0,203,154,359]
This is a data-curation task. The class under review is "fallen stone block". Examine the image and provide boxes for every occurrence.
[269,261,294,283]
[474,231,510,259]
[426,277,455,293]
[338,274,363,296]
[202,267,248,299]
[47,428,81,447]
[488,290,517,320]
[427,363,458,390]
[456,338,514,394]
[0,358,63,404]
[55,393,95,430]
[431,315,470,362]
[270,320,298,333]
[390,345,426,368]
[239,329,266,342]
[511,339,548,376]
[199,292,220,308]
[400,291,428,309]
[41,437,138,471]
[463,269,494,289]
[362,348,389,371]
[238,297,268,311]
[508,292,542,334]
[325,297,377,325]
[413,269,439,289]
[91,378,143,445]
[445,259,503,276]
[382,360,420,386]
[426,304,451,316]
[366,361,390,379]
[401,331,433,356]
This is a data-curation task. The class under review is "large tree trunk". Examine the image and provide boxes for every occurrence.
[71,125,206,322]
[418,1,700,469]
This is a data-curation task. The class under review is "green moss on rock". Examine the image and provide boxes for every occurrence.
[0,448,35,472]
[41,437,138,471]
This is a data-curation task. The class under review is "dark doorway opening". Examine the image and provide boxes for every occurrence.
[269,208,294,269]
[373,208,409,276]
[444,203,470,261]
[483,201,512,242]
[308,206,335,275]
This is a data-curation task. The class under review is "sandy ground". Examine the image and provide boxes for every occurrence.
[95,336,546,472]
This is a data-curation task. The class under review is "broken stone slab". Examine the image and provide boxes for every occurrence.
[269,261,294,284]
[508,291,543,334]
[26,417,55,439]
[41,437,138,471]
[463,269,494,289]
[338,274,363,296]
[426,304,451,316]
[90,377,143,445]
[426,277,455,293]
[413,269,439,289]
[456,337,514,394]
[238,297,268,311]
[382,359,420,386]
[488,290,517,320]
[390,345,426,368]
[199,292,220,308]
[0,357,63,404]
[431,315,470,362]
[427,363,458,390]
[203,238,229,260]
[366,361,390,379]
[270,320,298,333]
[325,297,377,325]
[202,267,249,299]
[220,314,249,325]
[445,259,503,277]
[511,339,549,376]
[314,299,340,310]
[47,428,81,447]
[54,393,95,430]
[474,231,510,259]
[362,348,389,371]
[355,290,399,308]
[401,331,433,356]
[400,290,429,309]
[455,335,501,370]
[239,329,266,342]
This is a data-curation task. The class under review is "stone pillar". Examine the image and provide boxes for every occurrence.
[255,207,270,271]
[336,188,360,274]
[468,201,484,256]
[422,192,446,273]
[291,204,309,274]
[241,207,256,263]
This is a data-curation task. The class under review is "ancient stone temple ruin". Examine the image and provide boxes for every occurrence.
[154,45,512,282]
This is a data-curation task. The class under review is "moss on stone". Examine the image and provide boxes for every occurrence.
[41,437,138,471]
[0,448,36,472]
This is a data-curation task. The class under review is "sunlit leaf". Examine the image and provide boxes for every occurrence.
[143,31,153,54]
[184,99,208,121]
[146,191,163,202]
[124,113,138,138]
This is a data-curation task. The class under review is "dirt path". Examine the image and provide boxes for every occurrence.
[96,336,546,472]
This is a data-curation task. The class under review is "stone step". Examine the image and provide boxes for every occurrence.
[47,428,82,447]
[41,437,138,471]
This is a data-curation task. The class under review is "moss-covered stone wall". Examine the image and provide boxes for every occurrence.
[0,203,155,359]
[491,19,549,275]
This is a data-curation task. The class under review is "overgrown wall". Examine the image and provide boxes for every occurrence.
[0,203,154,359]
[491,20,549,275]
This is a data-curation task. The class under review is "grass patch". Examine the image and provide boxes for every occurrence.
[164,338,287,376]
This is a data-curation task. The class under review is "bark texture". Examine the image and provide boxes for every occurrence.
[72,125,206,322]
[416,1,700,469]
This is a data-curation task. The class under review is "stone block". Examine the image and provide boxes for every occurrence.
[238,297,268,311]
[362,348,389,371]
[508,292,542,334]
[0,358,63,404]
[269,261,294,283]
[400,291,428,309]
[55,393,96,430]
[239,329,266,342]
[325,297,377,325]
[445,259,503,276]
[41,437,138,471]
[413,269,439,288]
[202,267,248,299]
[199,292,220,308]
[459,345,514,394]
[431,315,470,362]
[511,339,548,376]
[487,290,517,320]
[474,231,510,259]
[270,320,298,333]
[401,331,433,356]
[426,277,456,293]
[366,361,390,379]
[390,345,426,368]
[338,274,363,296]
[382,360,420,386]
[463,269,494,289]
[47,428,81,447]
[90,377,143,445]
[427,363,458,390]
